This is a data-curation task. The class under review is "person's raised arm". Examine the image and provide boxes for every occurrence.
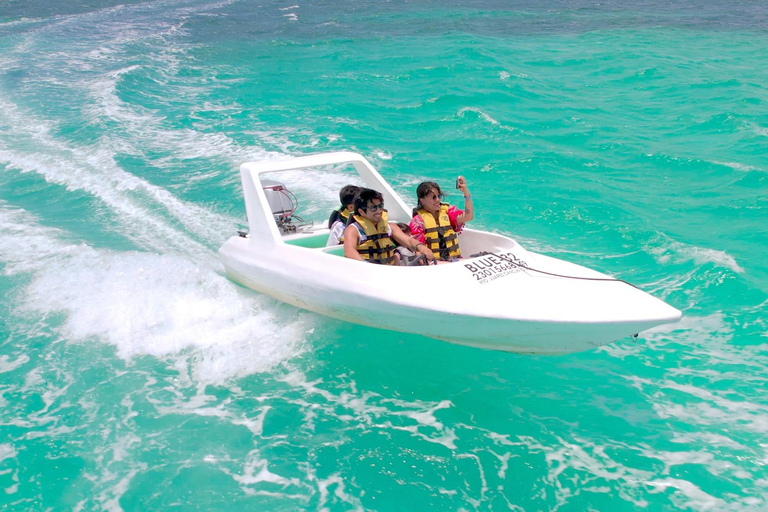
[390,223,435,262]
[343,224,364,260]
[455,175,474,224]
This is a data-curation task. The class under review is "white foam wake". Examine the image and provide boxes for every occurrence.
[1,205,314,384]
[0,95,234,258]
[646,234,744,273]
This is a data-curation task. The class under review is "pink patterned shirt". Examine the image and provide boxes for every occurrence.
[409,205,465,245]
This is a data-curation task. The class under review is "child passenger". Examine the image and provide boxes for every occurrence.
[394,223,422,266]
[326,185,361,246]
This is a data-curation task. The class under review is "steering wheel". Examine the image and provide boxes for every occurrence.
[406,254,427,266]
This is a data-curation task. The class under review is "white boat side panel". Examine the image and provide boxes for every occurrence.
[219,234,682,355]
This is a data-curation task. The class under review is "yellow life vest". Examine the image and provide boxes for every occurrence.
[329,207,350,227]
[337,209,349,244]
[416,203,461,260]
[351,211,396,265]
[329,207,351,243]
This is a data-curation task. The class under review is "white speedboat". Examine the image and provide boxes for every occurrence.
[219,151,681,354]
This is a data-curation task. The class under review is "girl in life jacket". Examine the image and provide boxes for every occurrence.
[409,178,475,261]
[343,188,436,265]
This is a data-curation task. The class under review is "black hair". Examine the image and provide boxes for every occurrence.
[354,188,384,215]
[339,185,361,207]
[396,222,410,234]
[413,181,443,216]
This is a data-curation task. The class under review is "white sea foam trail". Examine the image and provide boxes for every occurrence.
[0,0,284,258]
[0,0,328,384]
[0,95,241,259]
[0,0,363,260]
[0,205,313,383]
[646,233,744,273]
[25,250,313,383]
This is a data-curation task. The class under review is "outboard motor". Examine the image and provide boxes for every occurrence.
[261,179,307,235]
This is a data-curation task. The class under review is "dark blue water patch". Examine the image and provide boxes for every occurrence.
[0,0,148,22]
[4,0,768,49]
[169,0,768,45]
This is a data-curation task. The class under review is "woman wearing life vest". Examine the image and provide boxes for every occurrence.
[409,177,474,261]
[344,188,435,264]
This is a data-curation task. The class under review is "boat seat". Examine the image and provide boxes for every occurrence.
[284,232,330,249]
[321,245,345,257]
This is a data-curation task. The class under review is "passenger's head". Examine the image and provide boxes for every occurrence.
[355,188,385,222]
[415,181,444,213]
[396,222,411,235]
[339,185,361,211]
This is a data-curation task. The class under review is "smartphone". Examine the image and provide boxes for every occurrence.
[456,177,460,189]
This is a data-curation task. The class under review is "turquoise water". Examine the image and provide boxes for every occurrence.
[1,1,767,510]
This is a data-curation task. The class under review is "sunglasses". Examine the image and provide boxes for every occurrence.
[365,203,385,212]
[423,193,443,201]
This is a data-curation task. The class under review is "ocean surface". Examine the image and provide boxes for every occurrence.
[1,0,767,510]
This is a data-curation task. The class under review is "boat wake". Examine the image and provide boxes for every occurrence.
[0,201,314,386]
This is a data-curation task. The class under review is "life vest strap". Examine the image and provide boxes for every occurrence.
[359,242,395,264]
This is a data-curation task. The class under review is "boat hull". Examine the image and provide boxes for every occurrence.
[220,151,681,355]
[219,235,682,355]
